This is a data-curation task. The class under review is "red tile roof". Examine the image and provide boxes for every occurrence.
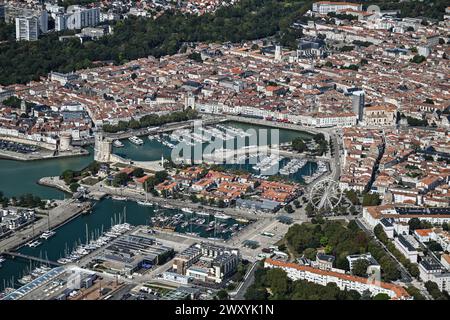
[265,258,410,300]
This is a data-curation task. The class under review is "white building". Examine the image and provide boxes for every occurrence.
[362,206,450,230]
[379,218,395,238]
[55,14,67,32]
[57,6,100,31]
[314,113,357,128]
[312,1,363,15]
[347,253,380,271]
[264,258,411,299]
[394,235,419,263]
[15,16,39,41]
[18,10,53,41]
[418,257,450,292]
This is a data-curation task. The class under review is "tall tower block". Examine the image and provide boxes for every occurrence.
[352,90,365,123]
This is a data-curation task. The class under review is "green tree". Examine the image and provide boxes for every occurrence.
[216,289,229,300]
[379,256,401,281]
[291,138,307,152]
[69,182,80,193]
[345,190,360,205]
[305,202,315,217]
[425,281,449,300]
[411,55,426,64]
[61,169,76,185]
[284,204,294,213]
[408,218,421,230]
[373,293,390,300]
[406,286,426,300]
[112,172,129,187]
[132,168,145,178]
[352,259,370,277]
[303,248,317,260]
[266,268,289,298]
[188,52,203,63]
[362,193,381,206]
[244,285,268,300]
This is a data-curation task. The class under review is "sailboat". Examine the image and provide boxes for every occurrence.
[40,215,55,240]
[137,181,153,206]
[26,223,42,247]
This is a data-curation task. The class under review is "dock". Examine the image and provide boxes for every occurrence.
[2,252,61,267]
[0,200,92,254]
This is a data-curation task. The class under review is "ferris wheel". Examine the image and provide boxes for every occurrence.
[309,179,343,212]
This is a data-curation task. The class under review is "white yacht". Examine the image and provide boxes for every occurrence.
[26,240,42,248]
[129,136,144,145]
[111,196,127,201]
[137,200,153,206]
[113,140,124,148]
[196,211,210,217]
[214,213,231,220]
[40,230,56,240]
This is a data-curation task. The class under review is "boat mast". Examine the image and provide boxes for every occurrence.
[85,224,89,245]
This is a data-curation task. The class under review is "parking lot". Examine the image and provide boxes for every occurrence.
[0,139,38,154]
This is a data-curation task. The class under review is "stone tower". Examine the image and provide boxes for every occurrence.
[20,100,27,115]
[59,132,72,151]
[184,92,195,110]
[94,132,112,162]
[275,45,282,62]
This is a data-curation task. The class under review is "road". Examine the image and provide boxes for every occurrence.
[232,261,258,300]
[355,218,432,299]
[355,218,412,283]
[90,184,276,220]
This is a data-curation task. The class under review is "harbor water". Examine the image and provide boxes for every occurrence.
[0,122,316,292]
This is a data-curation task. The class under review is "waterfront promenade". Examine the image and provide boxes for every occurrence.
[91,184,274,220]
[0,199,91,253]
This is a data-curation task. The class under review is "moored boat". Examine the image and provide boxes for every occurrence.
[129,136,144,145]
[113,140,124,148]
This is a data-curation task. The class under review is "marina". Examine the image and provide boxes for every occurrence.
[303,160,328,184]
[0,198,250,292]
[279,158,308,176]
[252,154,283,176]
[0,121,316,293]
[56,222,132,265]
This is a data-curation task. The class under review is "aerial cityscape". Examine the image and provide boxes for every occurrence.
[0,0,449,305]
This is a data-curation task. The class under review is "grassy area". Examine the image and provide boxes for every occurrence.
[144,283,177,295]
[82,177,101,186]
